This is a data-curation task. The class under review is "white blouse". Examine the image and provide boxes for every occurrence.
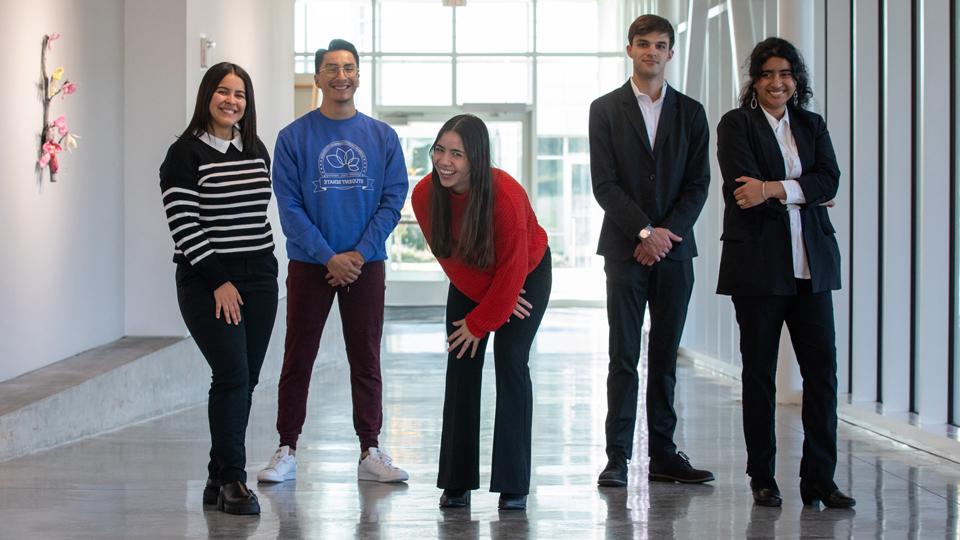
[761,106,810,280]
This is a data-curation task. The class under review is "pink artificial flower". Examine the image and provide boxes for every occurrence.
[52,115,68,135]
[38,152,51,168]
[61,82,77,96]
[47,33,60,50]
[43,140,63,155]
[49,153,59,174]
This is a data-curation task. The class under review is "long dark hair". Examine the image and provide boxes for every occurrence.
[180,62,258,151]
[427,114,495,268]
[738,37,813,110]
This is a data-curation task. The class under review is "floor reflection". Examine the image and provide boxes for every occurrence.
[0,308,957,538]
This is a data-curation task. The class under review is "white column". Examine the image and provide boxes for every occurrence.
[773,0,815,404]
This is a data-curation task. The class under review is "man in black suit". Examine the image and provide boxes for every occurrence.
[589,14,713,487]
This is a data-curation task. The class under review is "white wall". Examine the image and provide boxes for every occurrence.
[0,0,125,382]
[0,0,294,382]
[125,0,294,335]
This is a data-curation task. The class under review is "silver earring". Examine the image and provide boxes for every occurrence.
[793,92,799,106]
[750,91,757,109]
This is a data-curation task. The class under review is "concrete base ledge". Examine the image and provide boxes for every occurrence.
[0,297,344,463]
[679,346,960,465]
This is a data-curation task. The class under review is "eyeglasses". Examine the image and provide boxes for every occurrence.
[319,64,358,76]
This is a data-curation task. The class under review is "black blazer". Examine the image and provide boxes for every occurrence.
[589,81,710,261]
[715,105,842,296]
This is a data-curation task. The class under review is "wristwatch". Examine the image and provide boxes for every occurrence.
[639,225,655,240]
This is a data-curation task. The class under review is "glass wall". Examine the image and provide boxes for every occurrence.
[294,0,636,301]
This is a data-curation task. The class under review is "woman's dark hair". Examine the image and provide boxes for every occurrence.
[427,114,495,269]
[181,62,257,151]
[738,37,813,110]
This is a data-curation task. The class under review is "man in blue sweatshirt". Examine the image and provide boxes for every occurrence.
[258,39,409,484]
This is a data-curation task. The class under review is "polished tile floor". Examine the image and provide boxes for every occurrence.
[2,308,959,539]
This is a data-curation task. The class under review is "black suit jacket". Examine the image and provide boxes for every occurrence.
[715,105,842,296]
[589,81,711,261]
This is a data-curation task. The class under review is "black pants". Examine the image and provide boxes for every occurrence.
[176,253,279,484]
[603,257,694,461]
[437,249,552,494]
[732,279,838,485]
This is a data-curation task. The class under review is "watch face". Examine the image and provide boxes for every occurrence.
[640,228,651,239]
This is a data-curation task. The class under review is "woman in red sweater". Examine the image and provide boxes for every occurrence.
[412,114,551,511]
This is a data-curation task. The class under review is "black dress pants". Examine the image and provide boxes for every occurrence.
[176,253,279,484]
[603,256,694,461]
[732,279,838,485]
[437,249,552,494]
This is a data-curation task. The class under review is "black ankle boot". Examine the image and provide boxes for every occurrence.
[218,481,261,515]
[203,478,219,506]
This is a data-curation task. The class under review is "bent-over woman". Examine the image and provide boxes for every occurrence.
[412,114,551,511]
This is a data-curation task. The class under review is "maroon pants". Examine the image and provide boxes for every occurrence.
[276,259,385,451]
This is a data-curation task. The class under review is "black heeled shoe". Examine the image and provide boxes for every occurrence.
[218,480,261,515]
[498,493,527,510]
[799,480,856,508]
[439,489,471,508]
[203,478,219,506]
[750,479,782,507]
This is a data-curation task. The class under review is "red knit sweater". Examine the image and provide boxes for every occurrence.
[412,168,548,338]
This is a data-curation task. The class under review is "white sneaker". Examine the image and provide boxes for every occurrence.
[257,445,297,483]
[357,447,409,483]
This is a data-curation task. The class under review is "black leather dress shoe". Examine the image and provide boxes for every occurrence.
[498,493,527,510]
[750,479,782,507]
[597,456,628,487]
[648,451,715,484]
[439,489,471,508]
[203,478,219,506]
[218,481,261,515]
[800,480,856,508]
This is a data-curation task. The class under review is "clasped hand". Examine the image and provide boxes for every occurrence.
[634,227,682,266]
[326,251,364,286]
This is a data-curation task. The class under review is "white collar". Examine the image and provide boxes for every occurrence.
[197,129,243,153]
[760,106,790,131]
[630,78,668,105]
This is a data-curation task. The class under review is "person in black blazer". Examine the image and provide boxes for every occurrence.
[590,14,713,488]
[716,37,855,509]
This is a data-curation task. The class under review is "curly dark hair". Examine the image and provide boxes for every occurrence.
[738,37,813,110]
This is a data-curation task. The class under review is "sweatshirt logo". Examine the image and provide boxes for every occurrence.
[314,140,372,191]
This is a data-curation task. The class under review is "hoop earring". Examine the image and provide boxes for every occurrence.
[749,91,757,110]
[793,91,799,106]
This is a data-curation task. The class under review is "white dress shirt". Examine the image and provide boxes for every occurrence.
[761,106,810,279]
[630,78,667,150]
[198,129,243,153]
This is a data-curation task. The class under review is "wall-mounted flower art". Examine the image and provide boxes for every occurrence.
[38,33,80,182]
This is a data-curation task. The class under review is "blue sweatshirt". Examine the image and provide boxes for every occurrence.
[273,109,408,264]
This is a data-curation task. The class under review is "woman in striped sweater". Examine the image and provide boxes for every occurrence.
[412,114,552,511]
[159,62,278,515]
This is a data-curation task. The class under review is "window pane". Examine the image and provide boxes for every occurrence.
[536,0,622,53]
[537,56,627,134]
[378,1,452,53]
[379,57,453,106]
[457,57,531,104]
[538,137,562,155]
[299,0,373,54]
[456,1,532,53]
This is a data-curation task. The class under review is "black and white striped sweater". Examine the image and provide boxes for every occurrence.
[159,135,274,288]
